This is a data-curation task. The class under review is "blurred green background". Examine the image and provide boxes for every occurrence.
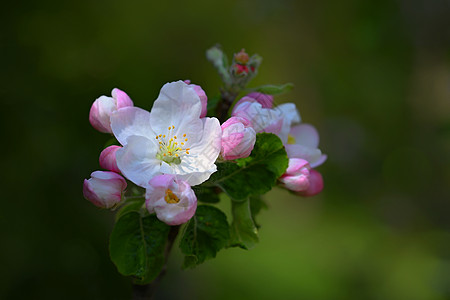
[2,0,450,299]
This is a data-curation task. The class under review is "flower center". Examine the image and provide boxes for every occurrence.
[155,125,190,165]
[287,134,296,145]
[164,189,180,204]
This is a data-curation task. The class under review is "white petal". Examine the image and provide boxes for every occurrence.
[290,124,320,148]
[276,103,301,144]
[116,135,161,187]
[111,107,155,146]
[150,81,203,144]
[285,144,323,165]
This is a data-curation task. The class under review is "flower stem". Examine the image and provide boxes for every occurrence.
[131,225,180,300]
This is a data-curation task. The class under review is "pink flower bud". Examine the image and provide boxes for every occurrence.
[234,49,250,64]
[99,145,122,173]
[235,93,274,109]
[234,64,249,76]
[89,88,133,133]
[297,169,324,197]
[185,81,208,118]
[145,175,197,226]
[279,158,311,192]
[83,171,127,209]
[221,117,256,160]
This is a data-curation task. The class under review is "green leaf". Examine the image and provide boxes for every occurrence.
[109,212,170,284]
[192,186,220,203]
[230,198,259,249]
[206,133,289,201]
[179,205,230,269]
[115,198,145,222]
[206,45,232,86]
[252,83,294,95]
[249,195,268,228]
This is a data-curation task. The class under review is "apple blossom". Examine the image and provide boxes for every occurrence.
[83,171,127,209]
[286,123,327,168]
[279,158,311,192]
[221,116,256,160]
[145,174,197,226]
[234,92,274,109]
[89,88,134,133]
[184,81,208,118]
[110,81,222,187]
[99,145,121,173]
[297,169,324,197]
[232,98,300,144]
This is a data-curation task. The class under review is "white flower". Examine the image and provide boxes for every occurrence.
[232,97,300,144]
[286,124,327,168]
[110,81,222,187]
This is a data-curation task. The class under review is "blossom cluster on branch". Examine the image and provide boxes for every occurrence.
[83,46,326,286]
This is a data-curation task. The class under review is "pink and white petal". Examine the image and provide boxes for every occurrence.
[281,174,310,192]
[285,144,323,163]
[285,158,310,175]
[115,135,161,187]
[276,103,301,124]
[290,124,320,148]
[298,169,323,197]
[150,81,203,143]
[112,88,134,109]
[110,107,155,146]
[310,154,327,168]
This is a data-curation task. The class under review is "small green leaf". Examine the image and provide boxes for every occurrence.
[206,45,232,85]
[179,205,230,269]
[249,195,268,228]
[192,186,220,203]
[230,198,259,249]
[252,83,294,95]
[115,198,145,221]
[206,133,289,200]
[109,212,170,284]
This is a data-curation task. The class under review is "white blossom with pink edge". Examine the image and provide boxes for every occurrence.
[145,175,197,226]
[286,123,327,168]
[297,169,324,197]
[110,81,222,187]
[184,80,208,118]
[232,97,300,144]
[221,116,256,160]
[89,88,134,133]
[279,158,311,192]
[83,171,127,209]
[99,145,122,173]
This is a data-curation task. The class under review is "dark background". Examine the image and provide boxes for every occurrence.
[2,0,450,299]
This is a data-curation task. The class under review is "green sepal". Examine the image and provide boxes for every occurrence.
[229,198,259,250]
[251,83,294,95]
[179,205,230,269]
[103,137,120,148]
[206,133,289,201]
[109,212,170,284]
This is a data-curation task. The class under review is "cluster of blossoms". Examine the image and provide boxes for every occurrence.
[83,80,326,226]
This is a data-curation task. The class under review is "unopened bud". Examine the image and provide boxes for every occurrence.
[234,49,250,64]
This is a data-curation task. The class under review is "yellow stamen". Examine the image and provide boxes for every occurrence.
[165,189,180,204]
[183,134,186,137]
